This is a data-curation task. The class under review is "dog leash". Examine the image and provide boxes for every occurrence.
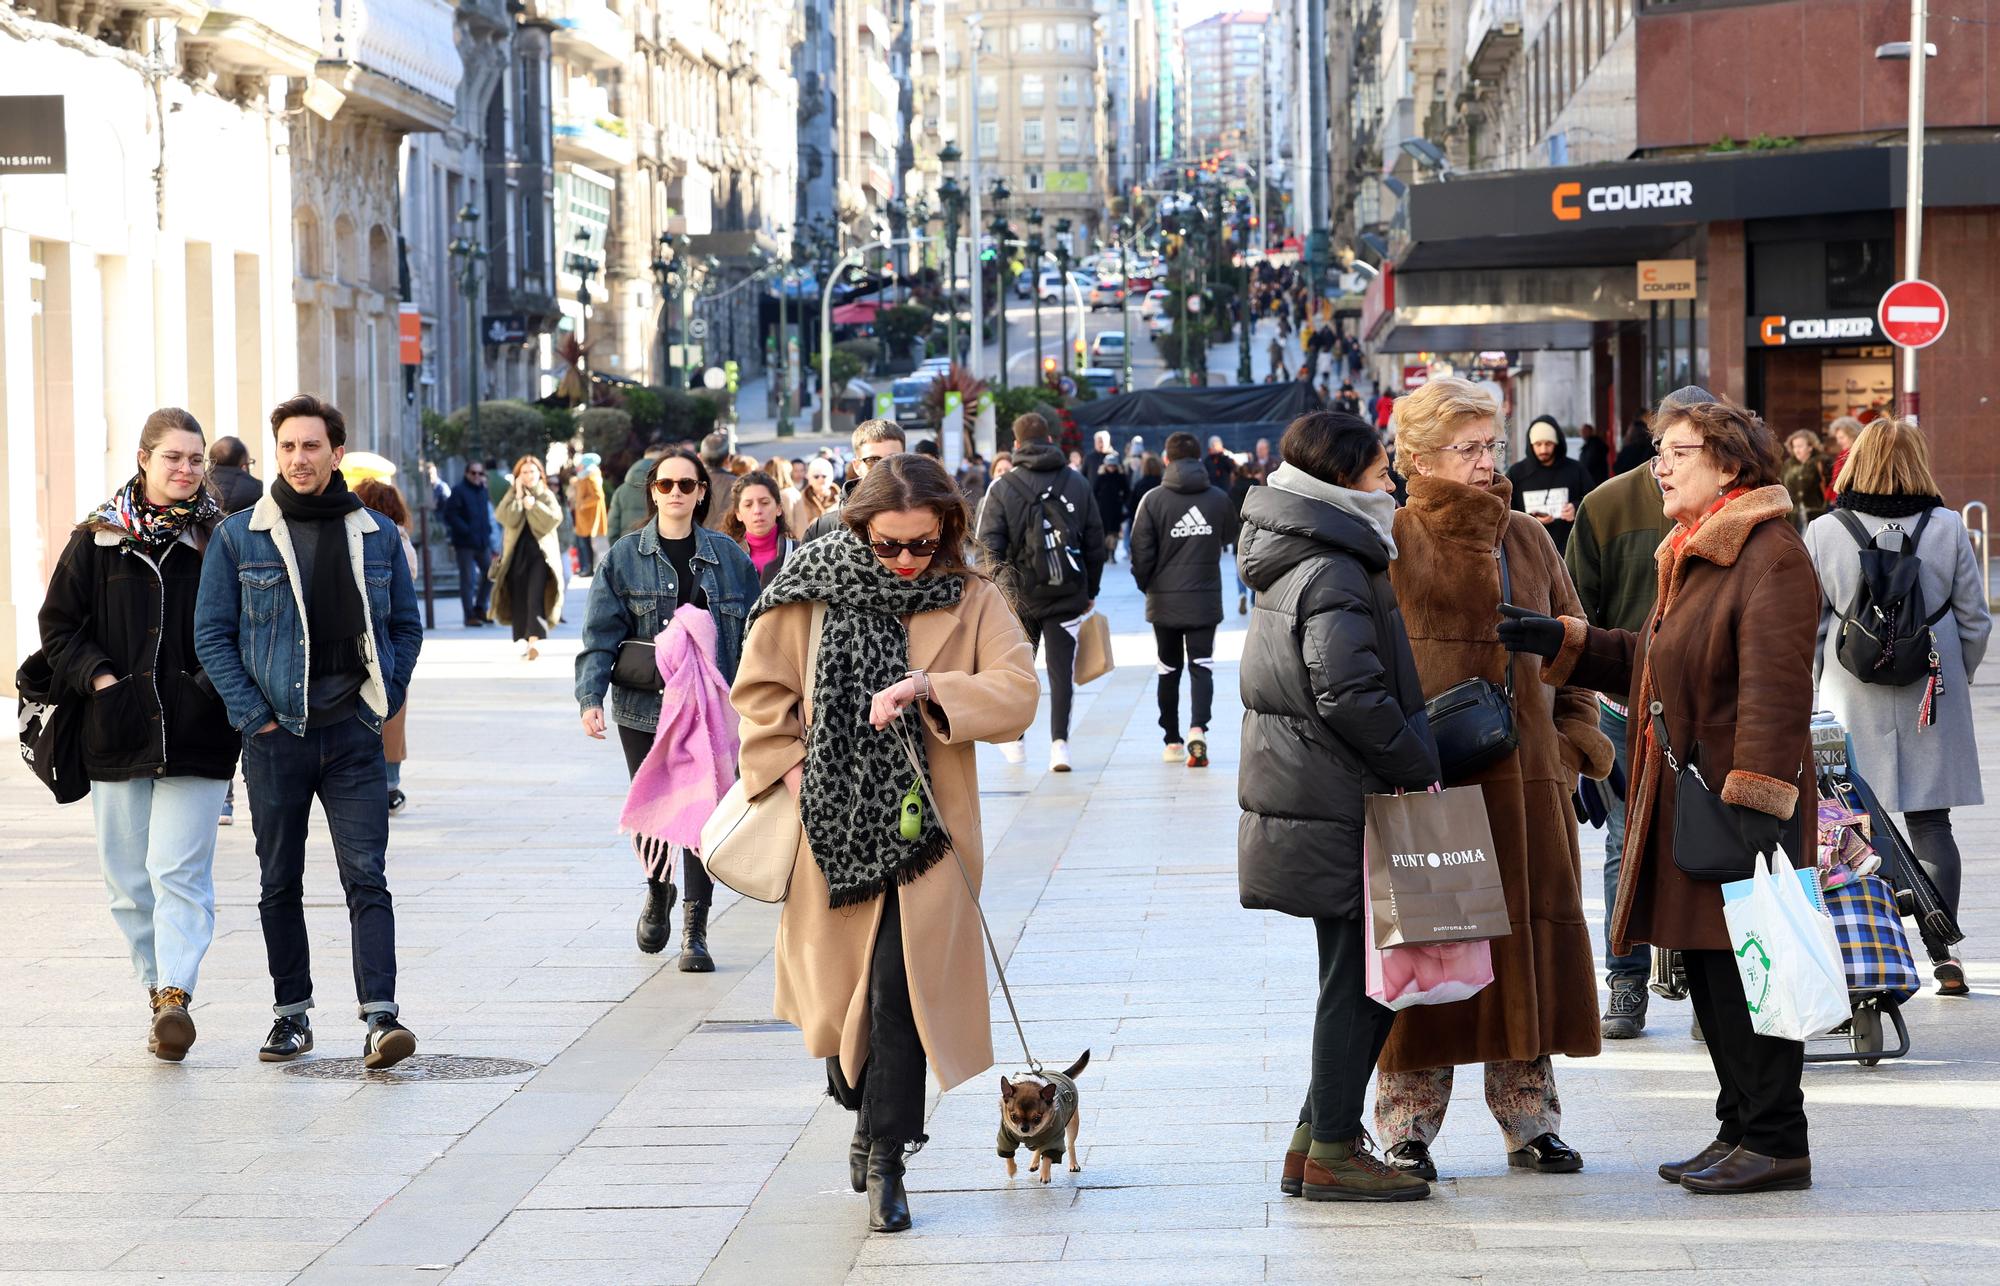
[890,717,1044,1075]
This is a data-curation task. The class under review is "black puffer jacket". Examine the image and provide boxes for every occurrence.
[974,441,1106,621]
[37,523,241,782]
[1130,458,1237,628]
[1236,485,1439,919]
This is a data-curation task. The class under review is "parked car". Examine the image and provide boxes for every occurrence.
[1089,331,1127,363]
[1079,367,1122,397]
[1088,277,1127,310]
[1033,271,1065,302]
[1141,287,1171,318]
[1146,311,1172,338]
[890,375,933,427]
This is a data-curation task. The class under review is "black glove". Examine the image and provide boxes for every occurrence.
[1497,604,1565,659]
[1731,804,1784,859]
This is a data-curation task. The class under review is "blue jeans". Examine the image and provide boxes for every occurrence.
[455,545,491,623]
[1601,705,1647,986]
[242,718,399,1018]
[90,775,228,993]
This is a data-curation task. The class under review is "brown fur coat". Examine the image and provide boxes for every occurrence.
[1380,476,1613,1073]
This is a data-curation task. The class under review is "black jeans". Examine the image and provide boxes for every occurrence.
[838,885,927,1143]
[1298,915,1397,1143]
[1153,624,1216,743]
[506,548,551,642]
[1020,614,1077,742]
[1904,808,1962,918]
[243,717,398,1018]
[575,534,597,573]
[454,546,491,622]
[1683,946,1808,1159]
[617,724,714,905]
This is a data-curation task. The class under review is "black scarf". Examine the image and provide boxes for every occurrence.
[751,528,964,908]
[272,473,368,677]
[1835,489,1942,519]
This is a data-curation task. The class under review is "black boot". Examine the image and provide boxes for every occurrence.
[677,902,714,973]
[866,1138,911,1233]
[636,880,675,955]
[849,1102,871,1193]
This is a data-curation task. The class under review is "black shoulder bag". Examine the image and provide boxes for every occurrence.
[1648,698,1753,882]
[1424,543,1519,781]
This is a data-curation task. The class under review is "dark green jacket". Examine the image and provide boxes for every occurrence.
[1564,466,1675,635]
[605,458,655,541]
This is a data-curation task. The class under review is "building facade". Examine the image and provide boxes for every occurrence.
[1094,0,1160,200]
[1181,10,1264,160]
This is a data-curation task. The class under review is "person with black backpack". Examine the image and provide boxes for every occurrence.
[975,411,1106,772]
[1805,417,1990,996]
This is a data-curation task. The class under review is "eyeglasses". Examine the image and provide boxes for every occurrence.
[1651,444,1705,476]
[1429,439,1498,461]
[868,535,943,560]
[651,477,704,495]
[149,451,207,471]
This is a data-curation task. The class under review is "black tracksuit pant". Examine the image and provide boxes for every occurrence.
[1683,946,1809,1159]
[1019,614,1077,742]
[1153,624,1216,743]
[1297,915,1397,1143]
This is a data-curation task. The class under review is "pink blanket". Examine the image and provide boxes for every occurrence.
[620,605,740,856]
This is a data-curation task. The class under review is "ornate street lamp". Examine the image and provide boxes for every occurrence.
[447,203,487,454]
[566,225,599,348]
[1053,216,1074,376]
[653,232,693,390]
[1026,205,1045,379]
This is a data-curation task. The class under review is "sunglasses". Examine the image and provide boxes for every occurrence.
[651,477,704,495]
[869,536,942,560]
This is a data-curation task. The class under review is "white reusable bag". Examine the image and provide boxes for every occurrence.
[1720,853,1850,1042]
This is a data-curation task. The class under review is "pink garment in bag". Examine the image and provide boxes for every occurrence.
[1361,859,1495,1011]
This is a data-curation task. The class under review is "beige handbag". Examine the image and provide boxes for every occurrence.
[699,603,825,903]
[1073,610,1115,685]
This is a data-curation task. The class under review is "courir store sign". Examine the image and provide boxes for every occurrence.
[1552,180,1695,222]
[1751,313,1879,347]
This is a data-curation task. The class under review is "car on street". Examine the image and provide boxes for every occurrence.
[1141,287,1171,318]
[891,375,933,427]
[1079,367,1122,397]
[1088,277,1127,310]
[1089,331,1127,363]
[1146,310,1172,338]
[1031,271,1065,302]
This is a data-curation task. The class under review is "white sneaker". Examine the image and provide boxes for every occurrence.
[998,740,1027,765]
[1050,740,1072,773]
[1164,743,1185,762]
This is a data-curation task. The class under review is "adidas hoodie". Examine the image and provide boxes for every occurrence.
[1129,457,1240,627]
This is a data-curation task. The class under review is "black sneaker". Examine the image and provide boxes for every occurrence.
[387,789,407,815]
[1386,1139,1438,1182]
[363,1016,418,1070]
[1601,980,1649,1040]
[259,1015,313,1062]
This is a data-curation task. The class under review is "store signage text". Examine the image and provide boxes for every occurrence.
[0,95,66,175]
[1637,260,1697,299]
[1753,314,1877,346]
[1552,179,1694,222]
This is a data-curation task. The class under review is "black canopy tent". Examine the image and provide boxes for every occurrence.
[1066,382,1325,457]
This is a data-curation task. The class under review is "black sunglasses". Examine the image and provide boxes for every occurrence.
[651,477,703,495]
[869,536,942,560]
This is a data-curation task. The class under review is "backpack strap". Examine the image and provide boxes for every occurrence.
[1832,508,1873,550]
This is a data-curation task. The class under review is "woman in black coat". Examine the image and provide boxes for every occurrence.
[1091,457,1128,563]
[37,407,241,1063]
[1237,410,1440,1203]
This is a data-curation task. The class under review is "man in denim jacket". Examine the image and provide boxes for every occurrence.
[194,394,424,1069]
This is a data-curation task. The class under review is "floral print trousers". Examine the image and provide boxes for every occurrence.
[1374,1056,1562,1153]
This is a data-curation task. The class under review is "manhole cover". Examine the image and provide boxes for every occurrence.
[281,1054,539,1082]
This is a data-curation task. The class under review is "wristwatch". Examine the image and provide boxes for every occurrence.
[904,669,931,702]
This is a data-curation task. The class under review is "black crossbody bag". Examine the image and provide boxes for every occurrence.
[1647,697,1753,882]
[1424,543,1519,781]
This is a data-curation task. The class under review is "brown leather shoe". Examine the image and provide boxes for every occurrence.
[1681,1147,1811,1194]
[1658,1138,1734,1184]
[1281,1149,1306,1197]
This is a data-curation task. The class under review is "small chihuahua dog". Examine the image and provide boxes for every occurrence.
[998,1051,1090,1184]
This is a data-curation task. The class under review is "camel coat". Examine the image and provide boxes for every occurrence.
[571,471,608,539]
[732,575,1038,1092]
[1380,476,1614,1073]
[492,484,566,628]
[1548,485,1820,953]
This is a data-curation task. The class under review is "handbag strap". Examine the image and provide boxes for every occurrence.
[1495,541,1515,701]
[800,601,826,729]
[889,717,1043,1075]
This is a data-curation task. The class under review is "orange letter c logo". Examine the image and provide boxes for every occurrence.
[1761,315,1786,345]
[1552,182,1582,222]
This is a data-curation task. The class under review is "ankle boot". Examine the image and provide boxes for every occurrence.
[636,879,676,955]
[677,902,714,973]
[865,1138,911,1232]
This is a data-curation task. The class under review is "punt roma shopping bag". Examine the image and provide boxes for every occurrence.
[1363,787,1512,949]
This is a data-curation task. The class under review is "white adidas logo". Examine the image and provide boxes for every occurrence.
[1168,508,1213,538]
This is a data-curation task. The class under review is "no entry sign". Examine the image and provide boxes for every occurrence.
[1878,279,1949,349]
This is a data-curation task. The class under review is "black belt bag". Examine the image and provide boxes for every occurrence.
[1425,544,1519,781]
[1649,700,1752,882]
[613,639,665,692]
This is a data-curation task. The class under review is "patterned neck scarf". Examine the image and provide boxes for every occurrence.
[87,474,220,554]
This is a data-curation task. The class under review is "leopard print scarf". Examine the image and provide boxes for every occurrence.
[752,528,964,908]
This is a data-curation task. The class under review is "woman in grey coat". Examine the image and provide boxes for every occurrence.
[1806,417,1990,995]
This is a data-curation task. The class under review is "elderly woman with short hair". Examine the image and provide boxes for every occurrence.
[1501,388,1822,1194]
[1373,376,1614,1183]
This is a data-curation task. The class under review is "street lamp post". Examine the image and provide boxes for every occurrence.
[821,236,923,437]
[1053,216,1072,377]
[1117,215,1133,393]
[447,203,487,457]
[938,159,964,366]
[566,226,598,351]
[989,177,1011,390]
[1026,206,1044,380]
[656,232,692,390]
[1176,221,1192,387]
[1236,198,1254,385]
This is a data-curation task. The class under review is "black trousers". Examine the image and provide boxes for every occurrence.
[616,724,715,905]
[837,884,927,1143]
[574,534,597,573]
[1019,614,1077,742]
[1905,808,1961,918]
[1683,946,1809,1159]
[1297,915,1397,1143]
[505,549,550,642]
[1153,624,1217,743]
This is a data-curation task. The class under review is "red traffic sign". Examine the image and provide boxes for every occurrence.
[1878,278,1949,350]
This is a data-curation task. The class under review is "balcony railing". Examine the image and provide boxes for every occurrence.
[318,0,459,131]
[1466,0,1524,79]
[554,111,635,169]
[549,0,626,68]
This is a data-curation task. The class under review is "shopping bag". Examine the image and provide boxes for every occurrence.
[1823,874,1921,1002]
[1362,860,1495,1009]
[1721,853,1850,1041]
[1363,787,1512,948]
[1072,611,1114,685]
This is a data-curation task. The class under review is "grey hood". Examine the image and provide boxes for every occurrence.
[1267,463,1399,559]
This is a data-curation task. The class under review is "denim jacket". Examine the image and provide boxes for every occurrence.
[575,523,759,732]
[192,493,425,737]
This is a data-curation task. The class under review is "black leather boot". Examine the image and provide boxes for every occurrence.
[677,902,714,973]
[636,880,675,955]
[849,1102,871,1193]
[865,1138,911,1232]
